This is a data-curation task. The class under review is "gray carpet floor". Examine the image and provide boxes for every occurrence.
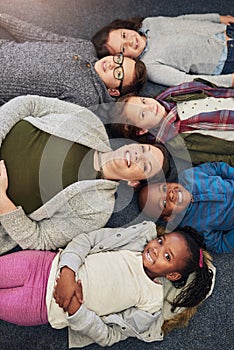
[0,1,233,349]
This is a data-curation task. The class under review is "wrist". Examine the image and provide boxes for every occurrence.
[0,193,16,214]
[60,266,76,277]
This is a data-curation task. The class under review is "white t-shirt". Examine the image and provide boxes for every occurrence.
[177,97,234,140]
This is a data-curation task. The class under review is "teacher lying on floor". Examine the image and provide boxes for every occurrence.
[0,95,170,255]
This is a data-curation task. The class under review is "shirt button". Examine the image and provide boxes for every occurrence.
[116,233,121,237]
[86,62,91,68]
[73,55,79,60]
[99,245,104,250]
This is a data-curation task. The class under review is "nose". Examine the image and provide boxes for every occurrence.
[108,60,115,70]
[167,188,174,202]
[123,37,132,47]
[134,150,139,163]
[148,103,155,112]
[152,244,159,257]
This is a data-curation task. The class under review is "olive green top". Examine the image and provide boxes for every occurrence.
[0,121,97,213]
[166,132,234,166]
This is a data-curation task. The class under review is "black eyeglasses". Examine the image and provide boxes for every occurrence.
[113,53,124,93]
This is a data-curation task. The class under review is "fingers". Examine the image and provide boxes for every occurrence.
[0,160,6,175]
[75,279,84,304]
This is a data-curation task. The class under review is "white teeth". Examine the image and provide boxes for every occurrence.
[126,151,130,167]
[178,190,183,204]
[147,251,154,264]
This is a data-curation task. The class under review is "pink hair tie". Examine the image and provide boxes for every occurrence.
[199,249,203,268]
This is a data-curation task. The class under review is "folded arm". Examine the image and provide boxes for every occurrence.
[147,64,233,88]
[197,161,234,180]
[0,178,117,251]
[0,12,85,43]
[203,228,234,253]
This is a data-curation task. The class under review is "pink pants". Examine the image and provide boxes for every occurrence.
[0,250,56,326]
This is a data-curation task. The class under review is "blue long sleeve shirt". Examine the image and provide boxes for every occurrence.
[173,162,234,253]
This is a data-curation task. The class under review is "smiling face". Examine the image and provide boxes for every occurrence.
[123,96,167,131]
[139,183,192,220]
[106,28,146,58]
[142,233,190,280]
[94,55,136,95]
[101,143,164,182]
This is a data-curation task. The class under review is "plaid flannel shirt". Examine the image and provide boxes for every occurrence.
[154,81,234,143]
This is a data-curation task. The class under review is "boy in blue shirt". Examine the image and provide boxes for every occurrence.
[138,162,234,253]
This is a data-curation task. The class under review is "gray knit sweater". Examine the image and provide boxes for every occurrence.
[0,95,118,255]
[141,13,233,87]
[0,13,114,107]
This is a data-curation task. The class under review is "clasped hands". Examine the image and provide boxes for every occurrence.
[53,266,84,316]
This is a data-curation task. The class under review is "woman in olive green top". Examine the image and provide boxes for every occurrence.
[0,95,170,255]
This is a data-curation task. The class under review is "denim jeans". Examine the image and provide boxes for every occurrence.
[222,24,234,74]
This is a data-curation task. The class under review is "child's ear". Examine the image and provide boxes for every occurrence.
[166,271,182,281]
[127,180,140,188]
[107,88,120,97]
[136,128,148,136]
[163,213,176,222]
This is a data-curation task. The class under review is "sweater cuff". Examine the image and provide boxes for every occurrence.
[66,304,91,331]
[0,206,24,221]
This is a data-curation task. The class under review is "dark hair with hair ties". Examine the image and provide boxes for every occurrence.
[92,18,144,58]
[161,226,214,312]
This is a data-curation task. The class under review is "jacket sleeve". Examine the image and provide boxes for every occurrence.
[58,221,157,272]
[146,63,233,87]
[67,303,161,347]
[175,13,221,22]
[203,228,234,253]
[0,180,117,250]
[0,12,85,43]
[197,162,234,180]
[0,95,93,146]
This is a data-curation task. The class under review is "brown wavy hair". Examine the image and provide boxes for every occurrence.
[92,18,144,58]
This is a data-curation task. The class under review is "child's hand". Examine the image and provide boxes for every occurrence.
[75,279,84,304]
[53,266,77,311]
[220,15,234,25]
[67,294,82,316]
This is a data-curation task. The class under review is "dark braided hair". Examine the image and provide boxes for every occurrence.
[162,226,214,312]
[92,18,144,58]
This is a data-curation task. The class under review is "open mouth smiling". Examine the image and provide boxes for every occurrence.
[102,61,106,72]
[146,249,154,264]
[125,150,131,167]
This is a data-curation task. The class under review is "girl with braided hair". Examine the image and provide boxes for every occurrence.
[167,226,213,311]
[0,222,215,348]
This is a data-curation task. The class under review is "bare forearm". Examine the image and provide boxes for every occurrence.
[0,193,16,214]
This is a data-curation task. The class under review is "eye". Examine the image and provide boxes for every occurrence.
[141,111,145,119]
[141,97,146,104]
[122,31,126,39]
[114,68,124,80]
[121,45,126,54]
[163,199,167,209]
[143,162,148,173]
[164,252,171,261]
[162,184,167,192]
[141,145,145,153]
[157,237,163,245]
